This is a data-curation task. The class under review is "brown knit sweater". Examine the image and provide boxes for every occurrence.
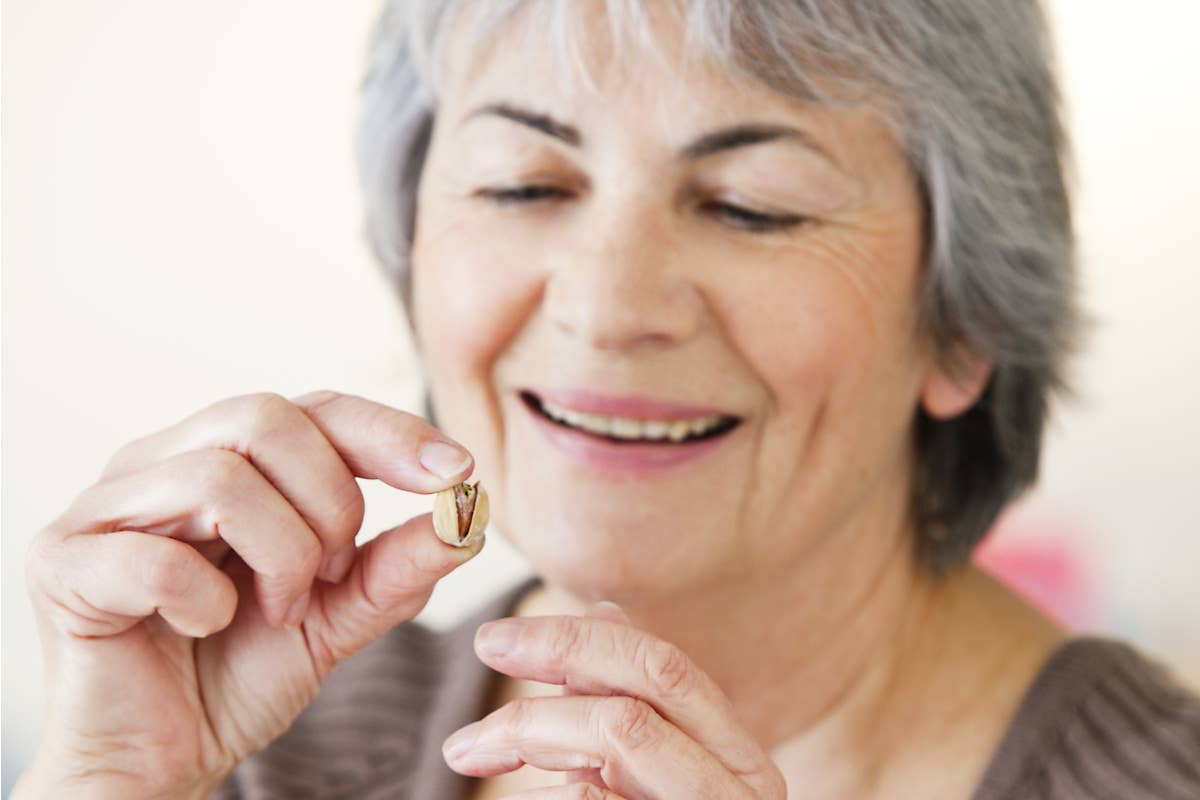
[213,575,1200,799]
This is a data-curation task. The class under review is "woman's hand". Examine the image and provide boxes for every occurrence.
[17,391,482,799]
[442,603,787,800]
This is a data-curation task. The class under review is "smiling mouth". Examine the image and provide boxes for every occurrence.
[520,391,741,445]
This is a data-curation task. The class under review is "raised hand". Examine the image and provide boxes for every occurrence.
[17,391,482,799]
[442,604,786,800]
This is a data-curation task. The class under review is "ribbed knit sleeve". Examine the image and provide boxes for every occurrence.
[971,637,1200,800]
[212,580,1199,799]
[212,575,541,800]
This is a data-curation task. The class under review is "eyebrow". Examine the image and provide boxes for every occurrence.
[461,101,843,169]
[679,124,837,165]
[464,102,583,147]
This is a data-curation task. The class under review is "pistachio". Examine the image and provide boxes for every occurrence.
[432,481,489,548]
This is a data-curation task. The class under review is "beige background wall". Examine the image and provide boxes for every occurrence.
[4,1,1198,791]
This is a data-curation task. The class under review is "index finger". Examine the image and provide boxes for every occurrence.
[103,390,473,494]
[290,390,473,492]
[471,615,779,791]
[98,390,473,584]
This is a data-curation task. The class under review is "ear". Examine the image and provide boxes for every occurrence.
[919,350,993,420]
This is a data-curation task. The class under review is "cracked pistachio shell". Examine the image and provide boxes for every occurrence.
[432,481,489,548]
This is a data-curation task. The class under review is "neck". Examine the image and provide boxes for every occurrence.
[514,516,1065,797]
[525,500,932,740]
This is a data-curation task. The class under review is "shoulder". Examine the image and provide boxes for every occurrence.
[973,637,1200,800]
[213,574,543,800]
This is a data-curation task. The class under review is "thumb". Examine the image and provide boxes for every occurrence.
[306,513,483,668]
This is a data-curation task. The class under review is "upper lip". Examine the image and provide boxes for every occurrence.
[523,388,740,421]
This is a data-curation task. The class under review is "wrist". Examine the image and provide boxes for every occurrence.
[10,756,110,800]
[12,752,227,800]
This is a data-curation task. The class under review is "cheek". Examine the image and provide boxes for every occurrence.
[413,216,499,361]
[706,234,925,544]
[714,232,924,440]
[410,206,543,450]
[719,271,875,404]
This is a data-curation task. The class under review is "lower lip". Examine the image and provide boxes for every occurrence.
[523,401,738,473]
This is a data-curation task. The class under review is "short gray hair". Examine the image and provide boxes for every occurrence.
[356,0,1083,572]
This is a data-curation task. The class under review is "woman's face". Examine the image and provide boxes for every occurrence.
[411,6,952,600]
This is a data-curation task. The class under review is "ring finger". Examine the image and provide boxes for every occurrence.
[442,695,754,800]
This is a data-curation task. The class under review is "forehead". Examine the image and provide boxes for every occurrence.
[438,2,802,133]
[432,0,896,168]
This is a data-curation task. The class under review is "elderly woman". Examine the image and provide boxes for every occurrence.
[16,1,1200,798]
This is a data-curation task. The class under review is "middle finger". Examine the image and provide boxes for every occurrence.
[99,392,368,581]
[61,448,323,626]
[470,615,775,785]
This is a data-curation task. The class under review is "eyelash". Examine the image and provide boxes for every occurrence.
[700,202,806,232]
[479,185,570,204]
[477,186,807,233]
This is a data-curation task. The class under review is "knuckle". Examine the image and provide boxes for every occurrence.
[289,388,343,411]
[99,431,159,481]
[193,448,253,501]
[25,527,56,566]
[259,533,322,586]
[99,441,134,480]
[293,538,324,578]
[637,638,695,699]
[142,542,197,599]
[241,391,298,442]
[325,478,365,541]
[24,529,63,592]
[546,618,585,664]
[502,696,538,733]
[601,696,657,751]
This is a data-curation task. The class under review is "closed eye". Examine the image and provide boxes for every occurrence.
[477,185,571,204]
[699,202,806,232]
[476,186,808,233]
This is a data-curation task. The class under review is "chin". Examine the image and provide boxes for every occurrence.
[499,508,720,605]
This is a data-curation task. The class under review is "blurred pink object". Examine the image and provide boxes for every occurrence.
[974,512,1095,629]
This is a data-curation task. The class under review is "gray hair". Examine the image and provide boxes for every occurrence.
[355,0,1083,572]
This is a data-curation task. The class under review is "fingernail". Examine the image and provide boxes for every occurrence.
[444,721,482,760]
[284,590,311,629]
[476,619,522,658]
[319,545,356,583]
[419,441,473,480]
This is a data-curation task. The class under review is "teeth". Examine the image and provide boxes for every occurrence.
[667,421,691,442]
[538,399,730,442]
[642,421,670,439]
[611,418,642,438]
[575,412,612,435]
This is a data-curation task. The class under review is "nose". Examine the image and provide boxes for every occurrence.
[542,205,703,352]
